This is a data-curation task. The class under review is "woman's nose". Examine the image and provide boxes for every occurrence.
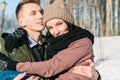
[54,28,60,35]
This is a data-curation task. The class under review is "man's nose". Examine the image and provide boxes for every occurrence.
[37,12,43,19]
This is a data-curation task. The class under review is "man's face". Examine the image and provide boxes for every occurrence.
[18,3,44,32]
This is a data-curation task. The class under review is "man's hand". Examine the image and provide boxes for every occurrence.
[0,52,17,71]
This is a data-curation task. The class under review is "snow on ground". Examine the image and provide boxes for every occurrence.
[93,36,120,80]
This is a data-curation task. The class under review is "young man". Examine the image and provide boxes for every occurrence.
[0,0,46,79]
[0,0,45,65]
[0,0,100,80]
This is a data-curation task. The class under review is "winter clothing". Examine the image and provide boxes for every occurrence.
[46,27,94,59]
[0,31,46,72]
[43,0,74,25]
[0,70,31,80]
[0,33,35,65]
[16,26,94,80]
[1,28,27,52]
[0,30,47,80]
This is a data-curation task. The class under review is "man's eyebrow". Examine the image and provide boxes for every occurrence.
[40,9,44,14]
[40,9,44,12]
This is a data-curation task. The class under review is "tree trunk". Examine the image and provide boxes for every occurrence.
[92,2,97,36]
[79,0,84,28]
[114,0,119,35]
[94,0,104,36]
[87,0,92,31]
[106,0,113,36]
[100,0,106,36]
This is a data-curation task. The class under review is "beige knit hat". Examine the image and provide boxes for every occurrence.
[43,0,74,25]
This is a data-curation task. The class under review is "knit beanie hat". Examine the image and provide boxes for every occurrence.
[43,0,74,25]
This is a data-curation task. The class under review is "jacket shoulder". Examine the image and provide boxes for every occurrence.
[0,34,7,53]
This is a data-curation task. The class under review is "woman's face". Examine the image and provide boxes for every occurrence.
[46,19,69,37]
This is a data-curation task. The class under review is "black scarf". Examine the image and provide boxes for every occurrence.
[46,26,94,60]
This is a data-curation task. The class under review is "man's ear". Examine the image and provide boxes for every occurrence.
[18,18,26,27]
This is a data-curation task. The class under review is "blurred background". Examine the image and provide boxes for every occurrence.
[0,0,120,80]
[0,0,120,37]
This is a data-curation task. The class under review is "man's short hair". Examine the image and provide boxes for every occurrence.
[15,0,40,19]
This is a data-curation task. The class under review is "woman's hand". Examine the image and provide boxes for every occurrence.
[72,59,99,80]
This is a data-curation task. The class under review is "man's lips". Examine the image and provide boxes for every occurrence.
[36,22,43,25]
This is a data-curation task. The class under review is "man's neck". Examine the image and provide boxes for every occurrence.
[28,31,42,44]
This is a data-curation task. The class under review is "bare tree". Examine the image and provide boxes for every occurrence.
[106,0,113,36]
[114,0,119,35]
[86,0,92,31]
[83,0,88,29]
[79,0,84,28]
[94,0,104,36]
[100,0,106,36]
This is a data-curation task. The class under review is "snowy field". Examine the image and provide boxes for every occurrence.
[93,36,120,80]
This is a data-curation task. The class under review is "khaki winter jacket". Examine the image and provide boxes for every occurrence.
[0,35,36,72]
